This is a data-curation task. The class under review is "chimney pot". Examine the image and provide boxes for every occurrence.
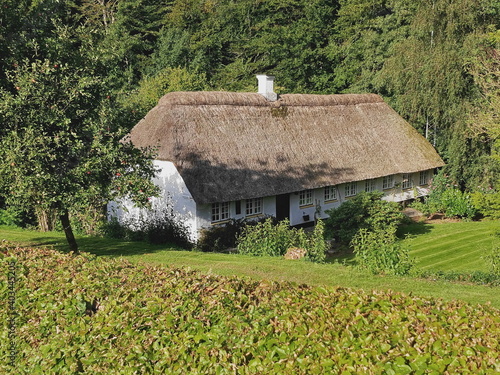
[256,75,277,101]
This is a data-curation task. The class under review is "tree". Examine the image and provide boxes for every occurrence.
[0,60,159,252]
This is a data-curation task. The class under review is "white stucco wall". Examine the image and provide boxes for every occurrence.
[108,160,198,242]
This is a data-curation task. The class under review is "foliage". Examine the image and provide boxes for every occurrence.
[484,238,500,277]
[196,217,277,252]
[305,220,327,263]
[1,246,499,373]
[419,171,477,218]
[324,191,405,245]
[104,208,192,248]
[237,218,327,263]
[439,189,477,218]
[351,228,414,276]
[237,218,305,257]
[0,59,159,251]
[471,190,500,219]
[414,269,500,287]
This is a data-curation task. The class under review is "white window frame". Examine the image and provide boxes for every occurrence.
[345,182,357,197]
[402,173,413,189]
[245,198,263,216]
[419,170,429,186]
[211,202,230,222]
[383,175,395,190]
[299,190,313,206]
[365,179,376,192]
[324,186,337,202]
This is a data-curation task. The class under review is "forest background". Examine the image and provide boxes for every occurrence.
[0,0,499,237]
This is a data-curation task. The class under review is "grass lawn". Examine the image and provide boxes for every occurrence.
[1,222,500,309]
[398,219,499,272]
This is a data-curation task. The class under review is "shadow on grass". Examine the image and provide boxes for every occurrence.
[397,221,433,238]
[26,235,186,257]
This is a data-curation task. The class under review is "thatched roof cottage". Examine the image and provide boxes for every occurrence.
[109,75,444,241]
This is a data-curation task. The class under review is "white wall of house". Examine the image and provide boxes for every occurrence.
[108,160,198,242]
[109,167,434,242]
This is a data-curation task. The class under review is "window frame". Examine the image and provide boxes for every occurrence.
[245,197,263,216]
[402,173,413,189]
[299,189,313,207]
[345,182,357,197]
[419,170,430,186]
[382,175,395,190]
[364,179,376,193]
[324,186,337,202]
[211,202,230,222]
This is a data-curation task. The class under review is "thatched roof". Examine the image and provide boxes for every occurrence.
[126,91,445,204]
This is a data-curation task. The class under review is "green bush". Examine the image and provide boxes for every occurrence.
[196,217,277,252]
[351,228,414,276]
[471,191,500,219]
[440,189,477,218]
[103,208,192,248]
[324,191,405,245]
[1,246,499,373]
[305,220,327,263]
[0,208,20,226]
[237,218,305,257]
[236,218,328,262]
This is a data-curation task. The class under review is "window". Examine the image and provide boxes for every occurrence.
[211,202,229,222]
[365,179,376,192]
[324,186,337,202]
[299,190,313,206]
[382,175,395,189]
[235,200,241,215]
[246,198,263,216]
[402,173,413,189]
[419,170,429,186]
[345,182,357,197]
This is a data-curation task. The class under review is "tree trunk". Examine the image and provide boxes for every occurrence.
[60,209,79,253]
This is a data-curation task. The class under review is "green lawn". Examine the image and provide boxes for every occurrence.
[1,222,500,308]
[399,220,499,272]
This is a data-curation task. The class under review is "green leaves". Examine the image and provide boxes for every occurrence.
[1,245,500,373]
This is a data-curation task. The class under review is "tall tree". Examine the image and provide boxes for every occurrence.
[0,60,158,251]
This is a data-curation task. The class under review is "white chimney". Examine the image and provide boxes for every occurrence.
[256,74,277,101]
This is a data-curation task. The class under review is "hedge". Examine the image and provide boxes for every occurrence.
[1,246,499,374]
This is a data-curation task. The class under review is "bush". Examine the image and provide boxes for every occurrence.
[196,217,276,252]
[1,246,499,373]
[471,191,500,219]
[236,218,328,263]
[324,191,405,245]
[103,208,192,248]
[439,189,477,218]
[237,218,303,257]
[351,228,414,276]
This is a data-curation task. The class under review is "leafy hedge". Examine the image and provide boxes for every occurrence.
[1,246,499,374]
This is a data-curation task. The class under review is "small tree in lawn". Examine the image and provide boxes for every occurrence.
[0,60,159,252]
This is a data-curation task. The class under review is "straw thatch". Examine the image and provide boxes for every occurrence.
[126,92,444,204]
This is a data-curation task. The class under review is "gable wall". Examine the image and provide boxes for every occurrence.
[108,160,198,242]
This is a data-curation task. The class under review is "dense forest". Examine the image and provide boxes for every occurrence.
[0,0,499,235]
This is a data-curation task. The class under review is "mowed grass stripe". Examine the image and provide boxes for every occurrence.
[416,247,486,271]
[404,220,499,272]
[409,231,490,255]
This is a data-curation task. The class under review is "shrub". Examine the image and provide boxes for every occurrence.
[237,218,303,257]
[103,208,192,248]
[305,220,327,263]
[471,191,500,219]
[237,218,328,262]
[324,191,405,245]
[196,217,276,252]
[1,246,499,373]
[351,228,414,276]
[439,189,477,218]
